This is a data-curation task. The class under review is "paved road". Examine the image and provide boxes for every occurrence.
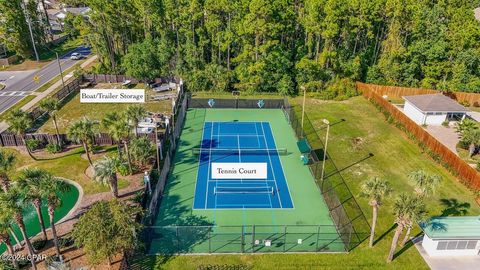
[0,46,91,113]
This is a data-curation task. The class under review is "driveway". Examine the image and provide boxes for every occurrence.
[415,236,480,270]
[425,124,460,154]
[0,46,91,113]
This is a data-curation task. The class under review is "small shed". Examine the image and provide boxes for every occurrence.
[420,216,480,256]
[403,94,468,125]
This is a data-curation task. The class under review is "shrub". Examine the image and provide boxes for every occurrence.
[442,120,450,127]
[117,162,130,176]
[46,143,62,154]
[460,100,471,107]
[458,139,470,150]
[25,139,40,151]
[32,239,47,250]
[58,236,75,248]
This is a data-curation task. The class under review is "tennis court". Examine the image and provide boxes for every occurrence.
[193,121,294,209]
[149,106,346,254]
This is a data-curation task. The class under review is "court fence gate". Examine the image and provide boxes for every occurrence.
[145,96,370,254]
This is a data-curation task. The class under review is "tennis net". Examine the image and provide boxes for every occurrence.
[192,148,288,155]
[214,186,274,195]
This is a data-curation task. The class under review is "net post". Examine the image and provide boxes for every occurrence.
[251,225,255,253]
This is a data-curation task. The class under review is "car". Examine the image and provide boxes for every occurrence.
[70,53,84,60]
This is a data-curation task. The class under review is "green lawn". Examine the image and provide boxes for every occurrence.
[4,146,129,195]
[134,95,479,269]
[37,89,172,133]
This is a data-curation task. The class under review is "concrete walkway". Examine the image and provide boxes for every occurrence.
[414,236,480,270]
[425,124,460,155]
[0,55,98,133]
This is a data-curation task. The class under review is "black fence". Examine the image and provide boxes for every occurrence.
[143,96,369,254]
[188,97,285,109]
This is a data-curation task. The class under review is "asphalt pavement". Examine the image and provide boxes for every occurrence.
[0,46,91,113]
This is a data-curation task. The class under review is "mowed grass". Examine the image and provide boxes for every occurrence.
[37,89,172,133]
[3,146,129,195]
[0,95,36,121]
[135,95,480,269]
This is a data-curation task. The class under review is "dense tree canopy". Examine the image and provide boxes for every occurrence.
[63,0,480,94]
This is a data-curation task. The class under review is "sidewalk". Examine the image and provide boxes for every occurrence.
[0,55,98,133]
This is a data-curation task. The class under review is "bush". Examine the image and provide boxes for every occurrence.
[58,236,75,249]
[458,139,470,150]
[442,120,450,127]
[117,162,130,176]
[32,239,47,250]
[25,139,40,151]
[46,143,62,154]
[323,77,358,100]
[460,100,471,107]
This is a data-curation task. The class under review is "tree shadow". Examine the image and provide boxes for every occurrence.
[439,198,470,217]
[373,224,396,246]
[393,231,423,260]
[325,153,374,178]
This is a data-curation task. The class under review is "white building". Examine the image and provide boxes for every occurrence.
[403,94,468,125]
[420,216,480,257]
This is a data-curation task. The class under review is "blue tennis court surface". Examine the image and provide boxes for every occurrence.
[193,121,294,209]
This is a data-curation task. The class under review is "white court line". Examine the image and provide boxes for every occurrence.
[204,122,214,209]
[267,121,295,209]
[260,122,282,208]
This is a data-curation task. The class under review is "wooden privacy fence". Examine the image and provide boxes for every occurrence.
[83,74,178,85]
[356,82,480,106]
[357,85,480,190]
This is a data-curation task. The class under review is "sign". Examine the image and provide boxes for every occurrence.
[80,89,145,103]
[33,74,40,83]
[211,163,267,179]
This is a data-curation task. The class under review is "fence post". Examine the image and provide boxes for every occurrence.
[208,229,211,254]
[315,226,320,251]
[283,226,287,252]
[251,225,255,253]
[241,226,245,253]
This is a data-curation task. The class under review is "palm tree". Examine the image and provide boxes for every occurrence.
[125,105,147,137]
[102,112,124,157]
[39,98,62,145]
[360,177,392,247]
[6,109,35,160]
[0,208,19,269]
[461,129,480,157]
[455,118,478,135]
[0,188,37,270]
[0,150,15,192]
[93,156,122,198]
[40,175,71,257]
[67,117,99,166]
[130,137,154,166]
[408,170,442,198]
[15,168,49,241]
[387,194,426,262]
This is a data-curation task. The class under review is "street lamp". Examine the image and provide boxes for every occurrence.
[301,85,306,138]
[320,119,330,182]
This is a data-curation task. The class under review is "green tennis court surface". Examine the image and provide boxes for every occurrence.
[149,108,344,254]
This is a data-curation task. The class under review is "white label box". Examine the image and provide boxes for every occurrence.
[80,89,145,103]
[211,163,267,179]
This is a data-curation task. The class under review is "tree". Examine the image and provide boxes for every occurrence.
[408,170,442,198]
[0,207,19,269]
[0,188,37,270]
[67,117,100,166]
[0,0,33,58]
[125,105,146,137]
[71,200,142,266]
[93,156,122,198]
[6,109,35,160]
[130,137,154,166]
[387,194,426,262]
[360,177,392,247]
[0,150,15,193]
[15,168,50,241]
[39,98,62,145]
[122,39,161,81]
[102,113,134,174]
[455,118,478,135]
[40,175,71,257]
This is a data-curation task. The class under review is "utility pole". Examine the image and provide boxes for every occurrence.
[21,1,40,61]
[56,52,65,88]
